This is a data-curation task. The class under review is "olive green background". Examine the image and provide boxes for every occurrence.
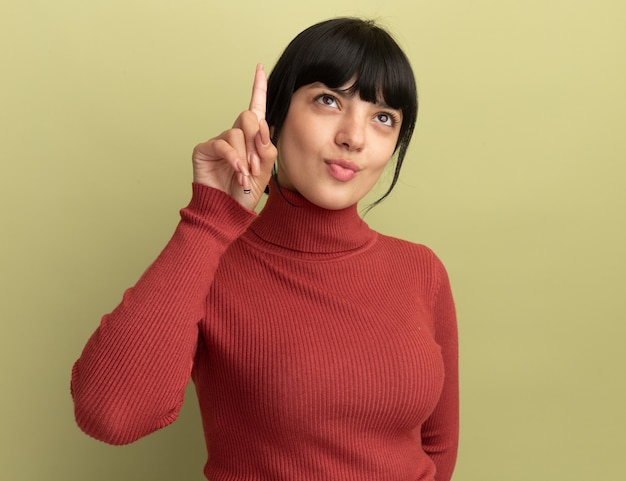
[2,0,625,480]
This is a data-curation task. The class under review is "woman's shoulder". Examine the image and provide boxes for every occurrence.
[369,234,452,306]
[374,232,449,277]
[376,232,439,259]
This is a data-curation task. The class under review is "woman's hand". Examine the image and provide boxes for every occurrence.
[192,64,277,210]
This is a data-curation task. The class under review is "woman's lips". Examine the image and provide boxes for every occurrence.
[325,159,360,182]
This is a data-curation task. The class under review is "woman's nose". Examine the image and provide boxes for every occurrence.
[335,115,366,151]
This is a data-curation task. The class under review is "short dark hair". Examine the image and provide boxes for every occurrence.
[266,17,418,206]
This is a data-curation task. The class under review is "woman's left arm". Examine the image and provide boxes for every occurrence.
[422,259,459,481]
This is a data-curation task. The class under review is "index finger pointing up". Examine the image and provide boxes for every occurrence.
[249,63,267,121]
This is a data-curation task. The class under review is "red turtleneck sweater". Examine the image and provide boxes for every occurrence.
[71,182,458,481]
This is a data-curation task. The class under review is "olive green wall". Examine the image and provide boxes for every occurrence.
[2,1,624,480]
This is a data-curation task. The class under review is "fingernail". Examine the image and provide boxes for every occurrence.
[238,161,250,177]
[249,152,259,176]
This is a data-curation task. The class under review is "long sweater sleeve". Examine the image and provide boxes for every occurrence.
[421,259,459,481]
[71,184,256,445]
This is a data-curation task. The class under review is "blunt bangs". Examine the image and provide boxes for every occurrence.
[266,17,418,206]
[293,24,416,118]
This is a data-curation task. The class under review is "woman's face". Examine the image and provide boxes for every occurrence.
[275,81,402,210]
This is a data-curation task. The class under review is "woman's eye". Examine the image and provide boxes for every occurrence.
[375,113,394,126]
[316,94,338,108]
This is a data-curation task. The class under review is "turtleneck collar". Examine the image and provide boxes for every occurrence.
[245,178,377,257]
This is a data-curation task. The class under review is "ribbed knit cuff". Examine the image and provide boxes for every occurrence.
[184,183,257,238]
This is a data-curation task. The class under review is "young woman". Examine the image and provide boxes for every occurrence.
[71,17,459,481]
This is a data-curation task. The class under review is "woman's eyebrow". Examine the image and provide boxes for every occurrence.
[327,86,355,98]
[327,86,398,111]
